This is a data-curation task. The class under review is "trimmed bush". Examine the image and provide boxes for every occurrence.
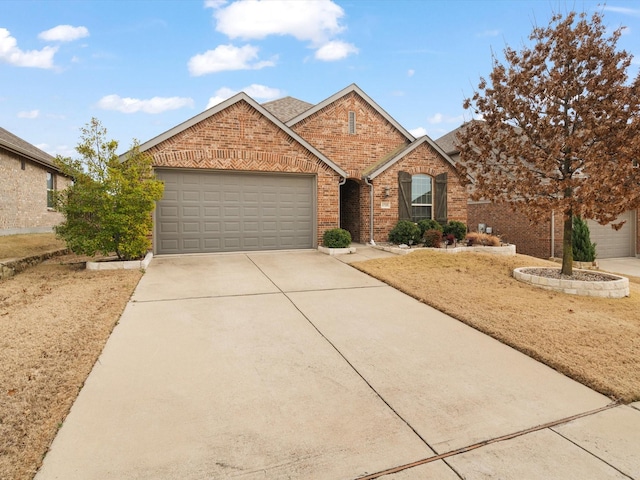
[323,228,352,248]
[388,220,421,245]
[466,232,501,246]
[423,229,443,248]
[572,216,597,262]
[417,219,443,237]
[443,221,467,242]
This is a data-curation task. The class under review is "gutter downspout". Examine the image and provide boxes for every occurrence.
[364,176,375,245]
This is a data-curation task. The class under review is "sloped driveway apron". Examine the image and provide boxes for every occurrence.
[35,251,628,480]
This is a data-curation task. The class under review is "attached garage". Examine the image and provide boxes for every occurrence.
[587,210,637,259]
[155,169,315,255]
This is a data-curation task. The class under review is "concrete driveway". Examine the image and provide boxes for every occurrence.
[36,251,640,479]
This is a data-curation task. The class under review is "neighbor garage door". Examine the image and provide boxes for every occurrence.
[155,170,315,254]
[587,210,636,258]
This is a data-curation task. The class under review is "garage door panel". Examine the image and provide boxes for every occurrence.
[156,170,314,254]
[587,211,636,258]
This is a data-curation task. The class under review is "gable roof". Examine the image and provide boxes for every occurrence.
[132,93,347,178]
[0,127,62,172]
[285,83,416,142]
[261,96,313,122]
[365,135,459,180]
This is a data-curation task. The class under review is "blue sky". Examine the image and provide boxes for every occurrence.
[2,0,640,157]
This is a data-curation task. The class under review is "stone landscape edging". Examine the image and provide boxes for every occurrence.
[0,248,69,280]
[513,267,629,298]
[373,244,516,256]
[86,252,153,271]
[317,246,357,255]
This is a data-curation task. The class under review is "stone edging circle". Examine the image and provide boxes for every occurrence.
[513,267,629,298]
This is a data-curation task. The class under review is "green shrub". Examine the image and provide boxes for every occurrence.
[54,118,164,260]
[323,228,352,248]
[423,229,443,248]
[417,219,443,237]
[388,220,421,245]
[442,221,467,242]
[572,216,597,262]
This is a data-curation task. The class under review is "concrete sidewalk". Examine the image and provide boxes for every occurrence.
[35,251,640,479]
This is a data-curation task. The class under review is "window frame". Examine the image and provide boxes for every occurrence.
[46,171,55,209]
[410,174,433,222]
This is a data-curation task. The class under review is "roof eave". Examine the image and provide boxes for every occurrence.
[126,93,348,178]
[0,139,62,173]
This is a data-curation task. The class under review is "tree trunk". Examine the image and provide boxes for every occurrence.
[561,211,573,276]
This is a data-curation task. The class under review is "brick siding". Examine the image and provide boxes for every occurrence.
[468,201,563,258]
[291,91,409,179]
[372,143,468,243]
[0,149,69,234]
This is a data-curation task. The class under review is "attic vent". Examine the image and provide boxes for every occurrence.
[348,111,356,134]
[21,160,26,170]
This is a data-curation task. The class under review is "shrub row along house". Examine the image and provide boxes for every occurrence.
[134,83,467,255]
[0,127,72,236]
[435,123,640,259]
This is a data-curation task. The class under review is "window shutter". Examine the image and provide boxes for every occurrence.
[435,172,447,224]
[398,171,412,221]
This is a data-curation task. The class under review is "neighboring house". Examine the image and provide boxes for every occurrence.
[436,124,639,259]
[0,127,71,236]
[135,84,467,255]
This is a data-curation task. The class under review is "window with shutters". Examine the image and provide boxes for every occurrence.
[411,174,432,221]
[348,111,356,134]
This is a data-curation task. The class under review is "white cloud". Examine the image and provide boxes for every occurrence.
[408,69,415,77]
[477,29,500,38]
[206,83,283,108]
[188,43,275,76]
[214,0,345,45]
[427,113,464,125]
[0,28,58,68]
[204,0,228,8]
[603,6,640,17]
[18,109,40,119]
[409,127,427,137]
[315,40,358,61]
[38,25,89,42]
[96,94,194,114]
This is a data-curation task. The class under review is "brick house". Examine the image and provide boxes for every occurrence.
[436,124,639,259]
[135,84,466,255]
[0,127,71,235]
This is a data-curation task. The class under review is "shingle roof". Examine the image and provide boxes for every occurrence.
[0,127,61,171]
[261,96,314,122]
[434,124,466,155]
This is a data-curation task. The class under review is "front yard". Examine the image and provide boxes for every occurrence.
[353,250,640,403]
[1,237,639,479]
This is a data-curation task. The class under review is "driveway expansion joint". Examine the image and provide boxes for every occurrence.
[354,401,622,480]
[549,427,635,480]
[132,291,282,303]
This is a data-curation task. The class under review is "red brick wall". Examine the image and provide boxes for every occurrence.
[468,201,563,258]
[146,100,342,245]
[291,91,409,178]
[371,143,468,243]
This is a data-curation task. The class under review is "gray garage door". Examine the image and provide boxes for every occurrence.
[587,210,636,258]
[155,170,315,254]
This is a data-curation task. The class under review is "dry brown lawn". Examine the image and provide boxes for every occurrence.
[0,233,66,260]
[0,255,142,480]
[353,250,640,403]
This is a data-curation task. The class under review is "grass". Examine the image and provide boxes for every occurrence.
[352,250,640,403]
[0,233,66,260]
[0,255,142,480]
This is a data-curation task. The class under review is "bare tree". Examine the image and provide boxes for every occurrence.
[458,11,640,275]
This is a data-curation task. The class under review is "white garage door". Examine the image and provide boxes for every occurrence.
[155,170,315,254]
[587,211,636,258]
